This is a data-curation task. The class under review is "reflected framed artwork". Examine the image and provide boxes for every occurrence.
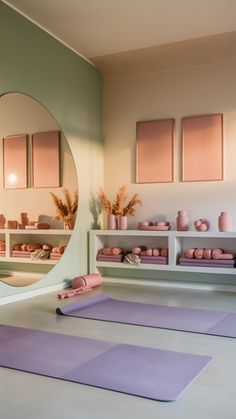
[182,114,223,182]
[136,119,174,183]
[32,130,60,188]
[3,134,28,189]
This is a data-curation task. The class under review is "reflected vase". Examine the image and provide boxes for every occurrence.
[0,214,6,229]
[63,215,76,230]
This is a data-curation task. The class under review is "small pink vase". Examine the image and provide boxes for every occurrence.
[176,210,189,231]
[107,214,116,230]
[118,215,128,230]
[218,212,232,232]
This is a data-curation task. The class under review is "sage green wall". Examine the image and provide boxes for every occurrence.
[0,1,103,297]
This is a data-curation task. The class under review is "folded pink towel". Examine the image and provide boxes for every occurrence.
[184,248,196,259]
[194,248,204,259]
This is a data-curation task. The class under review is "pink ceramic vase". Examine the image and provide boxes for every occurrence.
[117,215,128,230]
[107,213,116,230]
[176,210,189,231]
[218,212,232,232]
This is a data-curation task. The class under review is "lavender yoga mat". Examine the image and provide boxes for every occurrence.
[57,295,236,338]
[0,325,211,401]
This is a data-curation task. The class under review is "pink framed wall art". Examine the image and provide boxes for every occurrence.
[3,134,28,189]
[182,113,223,182]
[136,118,174,183]
[32,130,60,188]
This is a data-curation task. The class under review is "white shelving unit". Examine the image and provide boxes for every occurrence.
[0,229,72,266]
[89,230,236,276]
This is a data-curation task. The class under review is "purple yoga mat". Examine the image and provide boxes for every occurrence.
[0,325,211,401]
[179,258,236,268]
[57,295,236,338]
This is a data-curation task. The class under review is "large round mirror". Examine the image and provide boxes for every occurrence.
[0,93,77,287]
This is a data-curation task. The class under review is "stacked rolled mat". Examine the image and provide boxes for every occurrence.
[0,240,6,257]
[11,243,67,260]
[97,246,168,265]
[179,248,236,268]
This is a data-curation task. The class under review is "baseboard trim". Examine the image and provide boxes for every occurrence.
[0,282,65,306]
[103,277,236,293]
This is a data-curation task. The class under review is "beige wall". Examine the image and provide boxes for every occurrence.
[103,60,236,230]
[0,93,77,228]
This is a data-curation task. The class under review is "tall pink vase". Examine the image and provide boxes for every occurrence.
[176,210,189,231]
[107,214,116,230]
[117,215,128,230]
[218,212,232,232]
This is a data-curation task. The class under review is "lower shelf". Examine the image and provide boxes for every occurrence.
[95,261,236,275]
[0,256,58,265]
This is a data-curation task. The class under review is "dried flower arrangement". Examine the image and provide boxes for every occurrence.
[98,185,141,216]
[50,189,78,229]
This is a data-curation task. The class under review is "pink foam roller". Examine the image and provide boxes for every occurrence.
[146,248,153,257]
[184,248,196,259]
[132,246,147,255]
[194,248,204,259]
[212,253,235,260]
[211,248,224,258]
[102,247,113,255]
[78,273,102,288]
[153,248,161,257]
[203,249,212,259]
[160,248,168,257]
[111,247,123,255]
[71,277,86,289]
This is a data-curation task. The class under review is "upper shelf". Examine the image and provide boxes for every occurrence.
[90,229,236,238]
[0,229,72,235]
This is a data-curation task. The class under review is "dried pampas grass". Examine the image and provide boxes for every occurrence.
[98,185,141,216]
[50,189,78,228]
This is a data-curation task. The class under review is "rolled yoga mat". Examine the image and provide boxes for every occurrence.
[0,325,211,402]
[57,295,236,338]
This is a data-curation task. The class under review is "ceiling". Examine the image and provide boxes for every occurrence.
[3,0,236,77]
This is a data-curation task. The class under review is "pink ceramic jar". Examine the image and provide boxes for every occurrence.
[218,212,232,232]
[176,210,189,231]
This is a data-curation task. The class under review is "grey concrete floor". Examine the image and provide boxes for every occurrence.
[1,282,236,419]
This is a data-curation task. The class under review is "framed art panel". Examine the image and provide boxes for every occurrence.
[136,119,174,183]
[182,114,223,182]
[32,130,60,188]
[3,134,27,189]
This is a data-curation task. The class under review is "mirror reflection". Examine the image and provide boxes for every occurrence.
[0,93,77,287]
